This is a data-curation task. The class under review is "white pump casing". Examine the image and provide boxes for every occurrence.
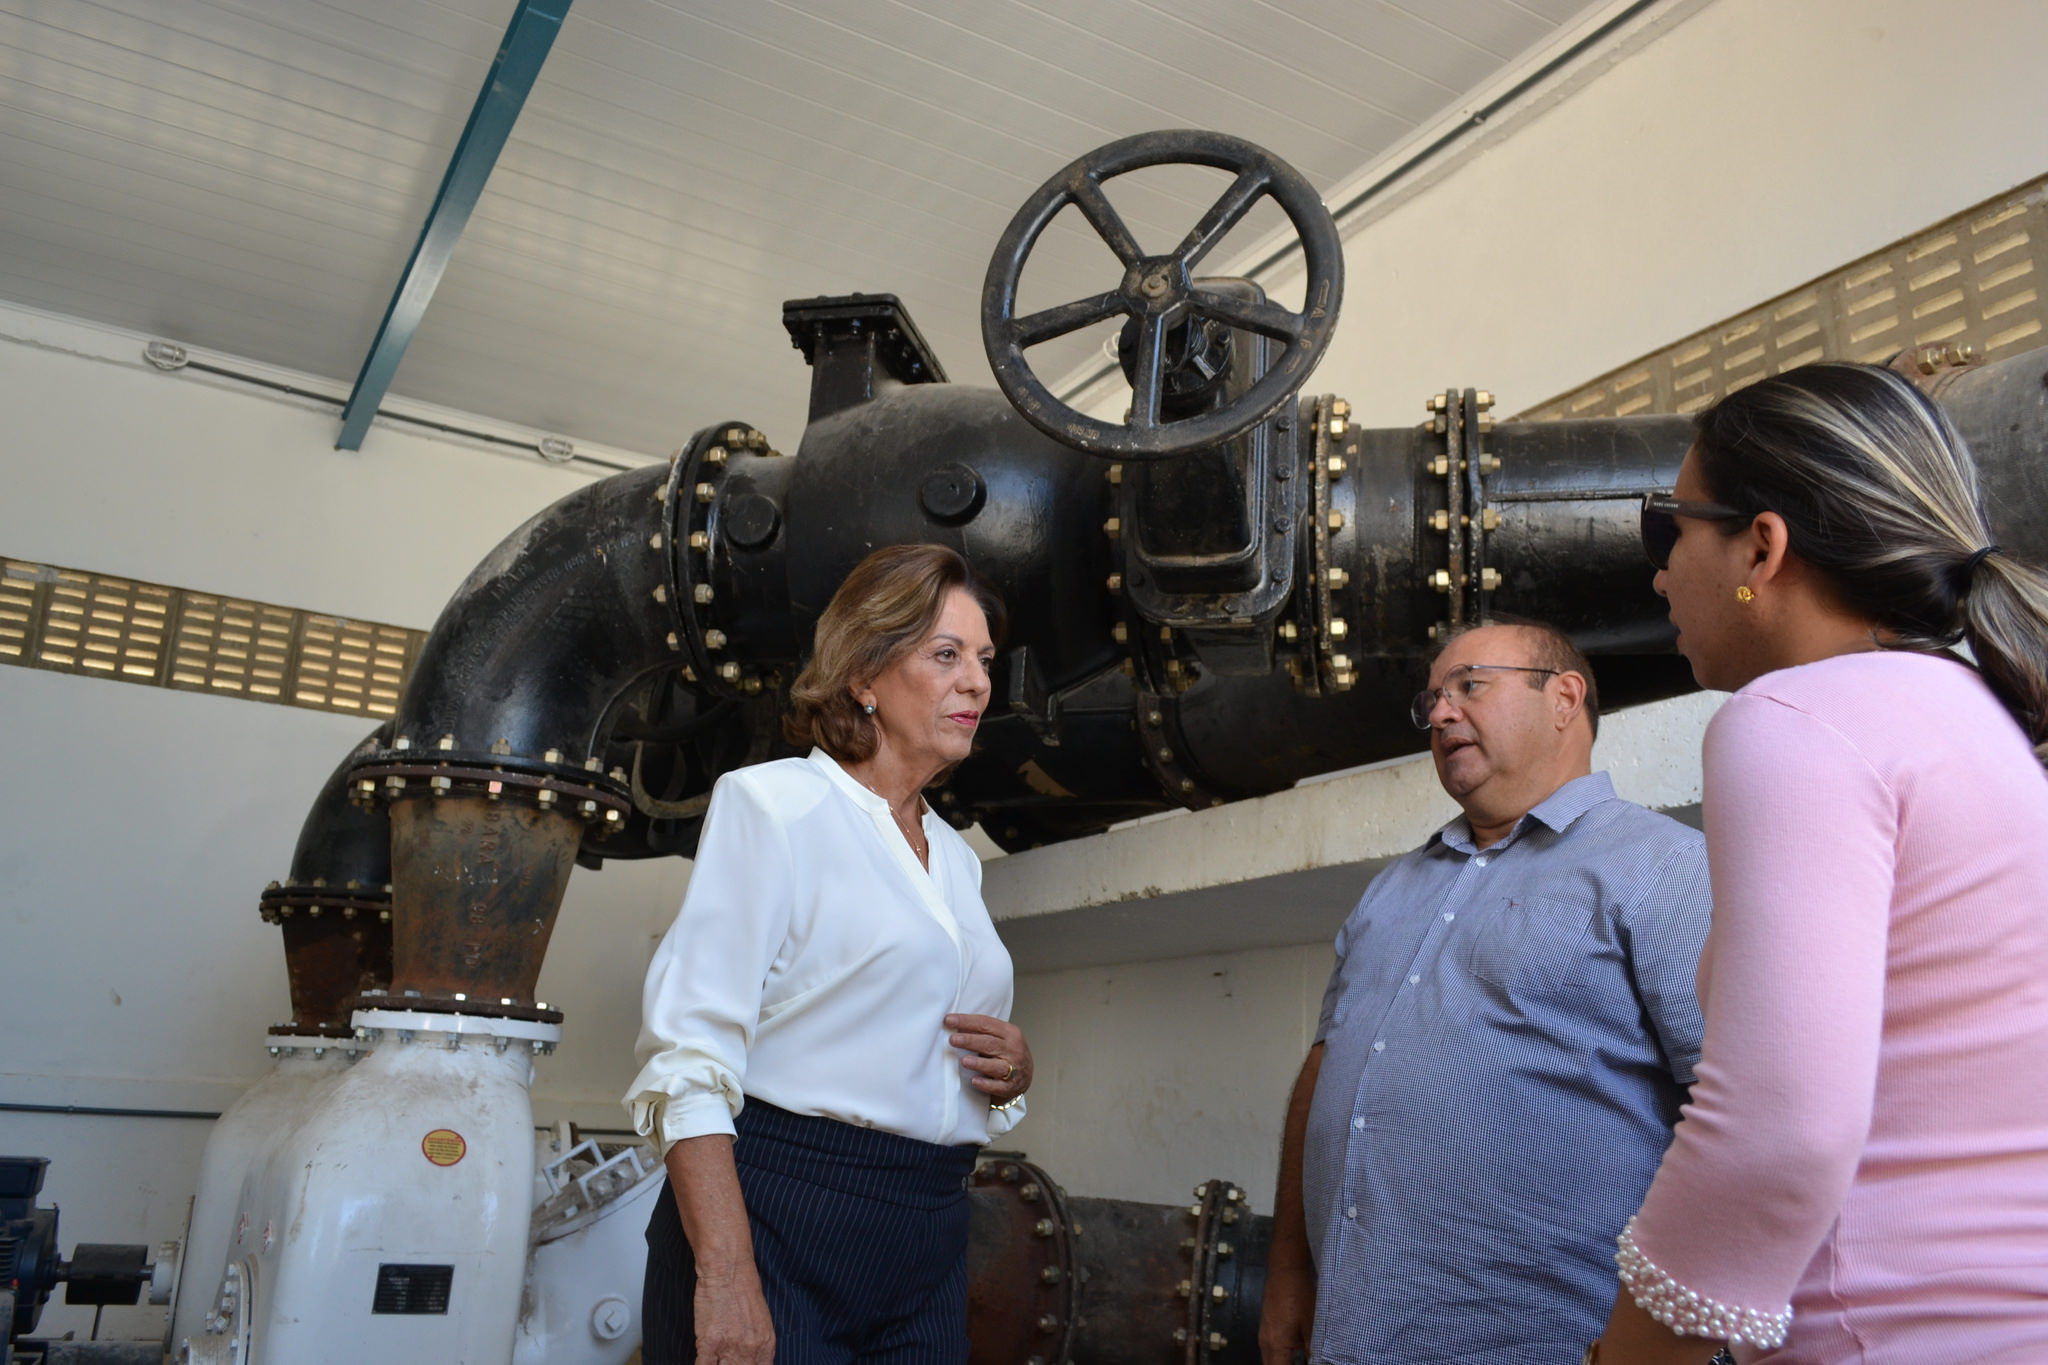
[171,1035,364,1355]
[183,1008,556,1365]
[513,1135,666,1365]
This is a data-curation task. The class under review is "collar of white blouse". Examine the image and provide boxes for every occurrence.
[807,748,964,951]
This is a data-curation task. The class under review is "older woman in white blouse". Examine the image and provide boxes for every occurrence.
[626,542,1030,1365]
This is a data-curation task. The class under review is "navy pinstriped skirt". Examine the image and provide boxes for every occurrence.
[643,1100,980,1365]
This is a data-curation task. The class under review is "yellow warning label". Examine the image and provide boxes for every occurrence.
[421,1129,467,1167]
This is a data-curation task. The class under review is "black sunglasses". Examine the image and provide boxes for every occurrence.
[1640,492,1748,570]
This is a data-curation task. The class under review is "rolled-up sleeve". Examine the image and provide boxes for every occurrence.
[623,773,794,1151]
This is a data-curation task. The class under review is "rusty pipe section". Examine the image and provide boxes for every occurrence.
[344,454,705,1021]
[257,726,394,1037]
[969,1158,1270,1365]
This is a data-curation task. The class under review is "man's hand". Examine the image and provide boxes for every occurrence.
[693,1269,776,1365]
[1261,1044,1325,1365]
[1258,1255,1316,1365]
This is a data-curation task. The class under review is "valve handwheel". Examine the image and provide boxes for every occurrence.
[982,129,1344,459]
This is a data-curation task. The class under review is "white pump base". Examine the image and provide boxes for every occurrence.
[181,1009,558,1365]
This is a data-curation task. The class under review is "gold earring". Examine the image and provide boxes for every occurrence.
[1735,585,1756,603]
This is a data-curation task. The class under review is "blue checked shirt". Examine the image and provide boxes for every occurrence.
[1305,771,1710,1365]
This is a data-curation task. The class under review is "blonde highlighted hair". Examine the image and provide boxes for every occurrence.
[784,544,1006,762]
[1693,362,2048,751]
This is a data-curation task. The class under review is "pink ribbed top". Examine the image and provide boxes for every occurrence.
[1629,651,2048,1362]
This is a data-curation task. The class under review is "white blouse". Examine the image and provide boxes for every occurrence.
[624,747,1022,1151]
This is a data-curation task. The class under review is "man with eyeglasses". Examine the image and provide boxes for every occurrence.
[1259,619,1713,1365]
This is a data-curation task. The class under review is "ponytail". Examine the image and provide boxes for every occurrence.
[1693,362,2048,754]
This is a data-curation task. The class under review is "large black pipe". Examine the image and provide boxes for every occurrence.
[257,726,393,1037]
[344,459,696,1020]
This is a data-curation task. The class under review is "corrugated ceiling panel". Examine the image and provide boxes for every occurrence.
[0,0,1611,452]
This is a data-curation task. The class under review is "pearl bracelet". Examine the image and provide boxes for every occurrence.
[1615,1217,1791,1350]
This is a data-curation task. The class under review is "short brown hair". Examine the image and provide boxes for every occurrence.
[784,544,1007,761]
[1430,615,1600,739]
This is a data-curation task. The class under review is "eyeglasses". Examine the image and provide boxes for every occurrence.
[1640,492,1748,570]
[1410,664,1560,730]
[1641,492,1749,570]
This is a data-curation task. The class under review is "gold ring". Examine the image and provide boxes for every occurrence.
[1003,1063,1016,1083]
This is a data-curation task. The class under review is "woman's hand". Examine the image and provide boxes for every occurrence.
[945,1013,1032,1104]
[693,1271,776,1365]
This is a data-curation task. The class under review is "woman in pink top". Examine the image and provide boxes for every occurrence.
[1591,362,2048,1365]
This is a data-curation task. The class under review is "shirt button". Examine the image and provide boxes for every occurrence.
[1353,1116,1365,1130]
[1408,974,1421,985]
[1345,1205,1358,1220]
[1474,855,1488,867]
[1371,1040,1385,1053]
[1442,911,1455,922]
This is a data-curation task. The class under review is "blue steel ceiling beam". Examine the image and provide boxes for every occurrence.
[337,0,572,451]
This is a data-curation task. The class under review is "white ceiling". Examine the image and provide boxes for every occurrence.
[0,0,1607,455]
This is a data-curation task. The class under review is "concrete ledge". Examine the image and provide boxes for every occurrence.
[987,690,1723,971]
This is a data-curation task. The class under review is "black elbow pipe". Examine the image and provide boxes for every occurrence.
[259,726,393,1037]
[344,442,739,1021]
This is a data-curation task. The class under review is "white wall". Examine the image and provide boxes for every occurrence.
[0,306,690,1339]
[1005,0,2048,1211]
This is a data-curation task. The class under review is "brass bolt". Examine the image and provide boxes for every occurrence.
[1208,1332,1228,1351]
[1037,1315,1059,1334]
[1430,570,1453,592]
[1173,1329,1190,1345]
[1328,416,1347,436]
[1179,776,1195,793]
[1020,1183,1041,1202]
[1104,516,1121,539]
[706,445,727,465]
[584,756,603,771]
[1158,625,1173,641]
[1176,1280,1193,1299]
[430,775,452,794]
[1040,1266,1061,1285]
[654,484,669,503]
[718,661,742,682]
[666,631,680,651]
[1426,393,1448,413]
[705,629,727,650]
[1180,1237,1196,1251]
[1221,1208,1238,1225]
[1146,709,1163,725]
[306,905,322,919]
[1188,1204,1203,1217]
[1480,567,1503,591]
[1277,621,1298,642]
[1480,508,1502,531]
[1107,464,1123,486]
[491,738,512,754]
[1329,618,1348,640]
[1106,572,1122,592]
[695,482,716,504]
[385,774,406,792]
[1034,1218,1055,1238]
[1157,747,1174,764]
[1216,1241,1233,1259]
[379,908,392,922]
[652,584,668,603]
[1476,390,1494,410]
[1430,454,1451,477]
[1112,622,1128,644]
[1477,413,1496,432]
[1326,455,1346,476]
[1331,398,1351,418]
[1430,510,1451,532]
[649,532,664,550]
[394,736,412,750]
[1328,510,1345,532]
[609,767,627,782]
[1327,567,1350,589]
[579,799,599,818]
[1211,1284,1229,1302]
[437,734,455,750]
[680,665,697,681]
[688,531,710,551]
[544,748,563,763]
[342,906,357,920]
[537,788,557,807]
[694,584,715,605]
[1480,453,1501,474]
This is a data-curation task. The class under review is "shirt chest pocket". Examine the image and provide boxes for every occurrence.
[1459,896,1594,994]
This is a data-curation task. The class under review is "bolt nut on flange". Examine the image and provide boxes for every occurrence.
[1103,516,1121,538]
